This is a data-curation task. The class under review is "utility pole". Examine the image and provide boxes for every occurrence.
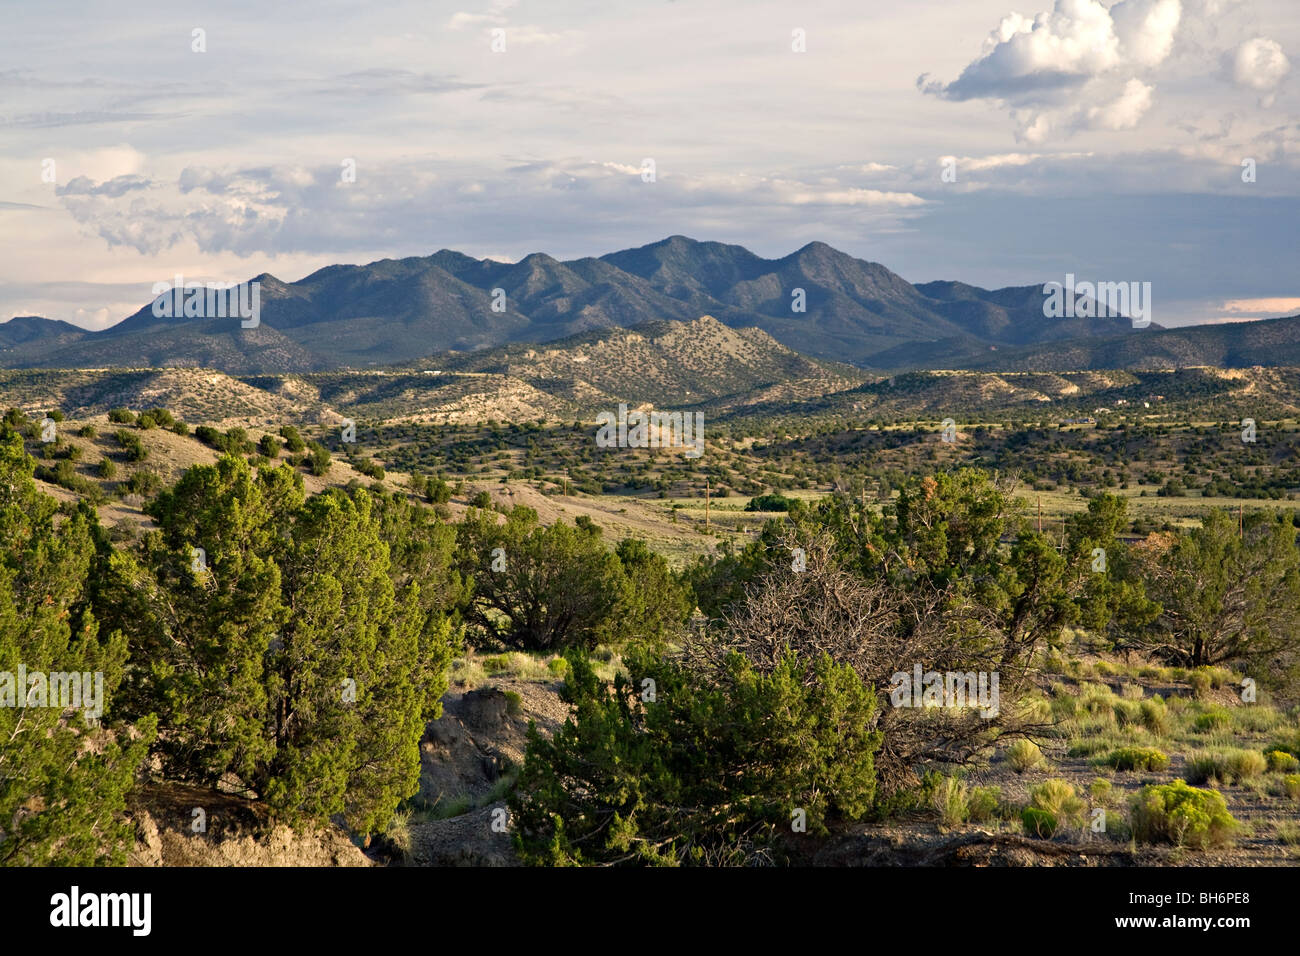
[704,477,711,530]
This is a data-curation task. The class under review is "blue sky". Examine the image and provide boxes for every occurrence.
[1,0,1296,330]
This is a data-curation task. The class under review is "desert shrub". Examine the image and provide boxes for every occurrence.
[107,407,135,424]
[968,785,1002,823]
[224,427,253,456]
[1194,707,1232,733]
[744,492,798,513]
[1099,746,1170,772]
[1006,739,1045,773]
[1185,749,1268,785]
[469,490,492,508]
[503,690,522,716]
[1029,778,1087,827]
[547,657,568,677]
[1266,750,1300,773]
[511,646,882,865]
[1139,697,1171,735]
[1090,778,1114,805]
[1284,775,1300,801]
[1021,807,1057,838]
[1113,699,1143,728]
[125,470,164,498]
[258,433,281,458]
[305,440,331,476]
[114,429,146,462]
[97,458,116,479]
[279,425,305,452]
[77,424,96,438]
[194,425,224,449]
[170,420,189,436]
[425,475,452,504]
[1131,780,1237,849]
[1189,669,1212,698]
[932,777,970,828]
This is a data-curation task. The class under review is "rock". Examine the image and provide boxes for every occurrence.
[461,688,509,730]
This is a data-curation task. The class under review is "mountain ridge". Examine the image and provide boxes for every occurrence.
[0,235,1251,374]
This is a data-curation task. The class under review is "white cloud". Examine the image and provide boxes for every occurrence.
[1233,36,1290,105]
[921,0,1182,141]
[1088,77,1155,128]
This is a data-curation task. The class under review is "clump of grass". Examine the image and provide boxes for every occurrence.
[968,785,1002,824]
[1006,739,1045,773]
[547,656,568,677]
[1275,822,1300,846]
[1185,749,1268,785]
[1030,779,1087,824]
[1098,746,1170,773]
[1119,683,1144,700]
[449,656,486,688]
[503,690,522,716]
[1067,737,1112,758]
[1022,779,1087,838]
[384,808,413,860]
[931,776,970,829]
[1131,780,1238,849]
[1139,697,1171,736]
[1089,777,1115,806]
[1078,682,1117,716]
[1194,707,1233,733]
[1236,705,1283,734]
[1188,668,1213,699]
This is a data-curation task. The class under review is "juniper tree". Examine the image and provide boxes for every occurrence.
[511,644,880,866]
[0,432,153,866]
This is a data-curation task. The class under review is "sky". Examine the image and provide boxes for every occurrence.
[1,0,1297,330]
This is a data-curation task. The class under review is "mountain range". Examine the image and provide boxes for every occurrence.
[1,235,1293,374]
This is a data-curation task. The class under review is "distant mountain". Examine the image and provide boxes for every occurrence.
[0,236,1179,373]
[955,313,1300,371]
[0,315,88,351]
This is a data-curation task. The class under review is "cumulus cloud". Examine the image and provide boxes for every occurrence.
[1232,36,1290,105]
[1087,77,1154,128]
[920,0,1182,141]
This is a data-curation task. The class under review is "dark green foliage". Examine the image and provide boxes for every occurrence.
[457,506,624,651]
[511,645,881,865]
[744,492,799,513]
[258,433,280,458]
[0,433,154,865]
[425,475,452,504]
[1098,746,1170,772]
[305,440,331,476]
[107,407,135,424]
[279,425,305,453]
[1143,509,1300,676]
[114,429,146,461]
[99,456,461,838]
